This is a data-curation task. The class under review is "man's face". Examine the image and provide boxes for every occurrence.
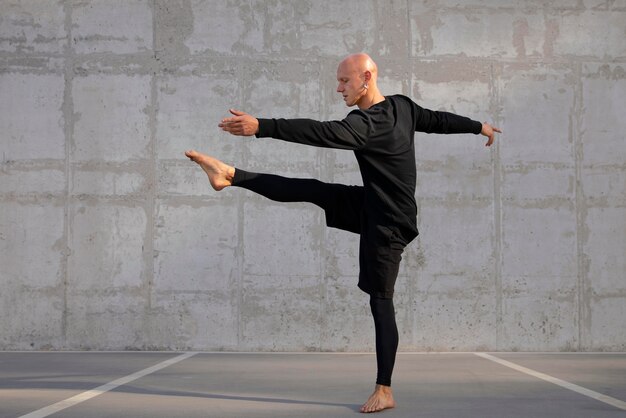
[336,62,365,107]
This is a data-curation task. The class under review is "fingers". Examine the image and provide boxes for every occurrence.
[482,123,501,147]
[219,115,240,125]
[219,110,246,132]
[218,121,248,136]
[185,149,198,160]
[219,109,244,129]
[218,119,234,128]
[218,110,258,136]
[219,123,243,135]
[218,116,242,134]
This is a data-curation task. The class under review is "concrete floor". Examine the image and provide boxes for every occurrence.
[1,352,625,418]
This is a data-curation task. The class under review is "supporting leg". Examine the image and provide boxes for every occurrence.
[371,296,399,387]
[360,296,398,413]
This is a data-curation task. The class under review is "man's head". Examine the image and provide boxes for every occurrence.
[336,53,382,109]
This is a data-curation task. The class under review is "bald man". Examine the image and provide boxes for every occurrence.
[186,53,500,413]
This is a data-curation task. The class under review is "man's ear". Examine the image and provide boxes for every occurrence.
[363,70,372,82]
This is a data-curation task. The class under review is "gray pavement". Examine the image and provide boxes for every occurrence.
[1,352,625,418]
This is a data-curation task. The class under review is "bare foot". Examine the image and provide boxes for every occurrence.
[184,150,235,191]
[360,384,396,413]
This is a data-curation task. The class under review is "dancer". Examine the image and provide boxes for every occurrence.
[186,53,500,413]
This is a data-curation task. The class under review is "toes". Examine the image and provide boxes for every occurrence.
[361,400,386,413]
[361,401,376,413]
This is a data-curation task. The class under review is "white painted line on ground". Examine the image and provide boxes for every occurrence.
[5,350,625,355]
[17,351,197,418]
[475,352,626,411]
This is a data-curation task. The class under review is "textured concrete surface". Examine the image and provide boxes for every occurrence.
[1,352,625,417]
[0,1,625,351]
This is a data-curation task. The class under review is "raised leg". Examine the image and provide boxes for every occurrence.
[232,168,332,208]
[185,150,235,191]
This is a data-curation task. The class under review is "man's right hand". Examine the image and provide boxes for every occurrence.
[218,109,259,136]
[481,122,501,147]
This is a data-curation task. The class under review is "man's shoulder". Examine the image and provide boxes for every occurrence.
[385,94,416,106]
[345,107,370,121]
[342,95,416,123]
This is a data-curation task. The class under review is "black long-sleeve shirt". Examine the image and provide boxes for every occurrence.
[255,94,482,243]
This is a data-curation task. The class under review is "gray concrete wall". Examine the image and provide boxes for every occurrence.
[1,0,625,351]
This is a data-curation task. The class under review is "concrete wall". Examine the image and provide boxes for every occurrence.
[1,0,625,351]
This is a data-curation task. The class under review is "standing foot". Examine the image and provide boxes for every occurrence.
[185,150,235,191]
[360,384,396,413]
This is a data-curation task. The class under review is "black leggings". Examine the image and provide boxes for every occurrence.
[233,169,330,207]
[234,168,399,386]
[370,296,399,386]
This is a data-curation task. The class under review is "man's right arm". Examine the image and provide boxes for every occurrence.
[413,103,502,146]
[413,103,483,135]
[411,101,500,146]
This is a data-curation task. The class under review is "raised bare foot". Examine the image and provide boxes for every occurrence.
[360,384,396,413]
[185,150,235,191]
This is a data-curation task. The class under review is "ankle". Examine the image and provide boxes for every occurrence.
[375,384,392,393]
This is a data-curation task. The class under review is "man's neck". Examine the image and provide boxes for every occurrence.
[358,89,386,110]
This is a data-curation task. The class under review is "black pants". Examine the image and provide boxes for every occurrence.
[233,169,402,386]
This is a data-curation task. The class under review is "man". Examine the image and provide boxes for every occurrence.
[185,53,500,413]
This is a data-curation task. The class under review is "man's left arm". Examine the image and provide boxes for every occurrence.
[219,109,260,136]
[218,108,369,150]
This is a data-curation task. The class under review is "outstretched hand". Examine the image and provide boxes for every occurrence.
[481,123,501,147]
[218,109,259,136]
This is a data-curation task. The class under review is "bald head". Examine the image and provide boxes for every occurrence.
[338,53,378,79]
[336,53,384,109]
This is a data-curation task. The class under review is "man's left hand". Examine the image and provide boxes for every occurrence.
[218,109,259,136]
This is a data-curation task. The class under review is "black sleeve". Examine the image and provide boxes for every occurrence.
[413,102,482,135]
[255,110,370,150]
